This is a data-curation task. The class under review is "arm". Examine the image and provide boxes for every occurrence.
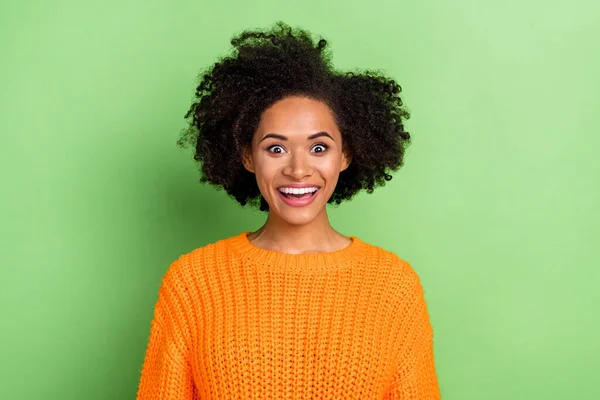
[387,266,440,400]
[136,267,198,400]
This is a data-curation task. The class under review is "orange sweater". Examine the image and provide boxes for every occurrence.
[136,232,440,399]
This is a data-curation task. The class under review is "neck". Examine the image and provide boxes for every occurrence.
[248,209,349,254]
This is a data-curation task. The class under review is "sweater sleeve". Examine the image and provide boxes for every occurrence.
[136,265,198,400]
[387,264,440,400]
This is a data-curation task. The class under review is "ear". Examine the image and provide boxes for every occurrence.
[241,146,255,173]
[340,150,352,172]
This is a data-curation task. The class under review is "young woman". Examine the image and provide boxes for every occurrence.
[136,22,440,400]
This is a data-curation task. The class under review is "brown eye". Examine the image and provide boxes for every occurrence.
[268,145,285,154]
[311,144,328,153]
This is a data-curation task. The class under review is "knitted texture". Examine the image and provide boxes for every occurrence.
[136,232,440,399]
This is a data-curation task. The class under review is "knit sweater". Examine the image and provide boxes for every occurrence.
[136,232,440,399]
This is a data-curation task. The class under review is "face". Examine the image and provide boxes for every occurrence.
[242,96,351,226]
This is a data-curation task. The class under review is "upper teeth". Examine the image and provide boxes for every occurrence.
[279,187,319,195]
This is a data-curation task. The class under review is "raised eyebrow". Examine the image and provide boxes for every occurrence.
[308,131,335,141]
[260,133,288,142]
[260,131,334,142]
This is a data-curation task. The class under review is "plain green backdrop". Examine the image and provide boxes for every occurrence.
[1,0,599,399]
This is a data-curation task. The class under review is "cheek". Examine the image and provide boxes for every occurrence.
[317,154,343,177]
[251,153,280,185]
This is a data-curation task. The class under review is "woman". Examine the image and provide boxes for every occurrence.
[136,22,440,400]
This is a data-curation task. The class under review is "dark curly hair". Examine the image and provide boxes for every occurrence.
[179,22,411,211]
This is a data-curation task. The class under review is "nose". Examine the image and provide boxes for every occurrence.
[282,151,313,180]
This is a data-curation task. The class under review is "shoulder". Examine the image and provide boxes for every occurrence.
[357,239,430,318]
[357,237,412,270]
[160,233,241,289]
[357,237,423,290]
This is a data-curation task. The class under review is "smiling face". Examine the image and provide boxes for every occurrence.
[242,96,351,226]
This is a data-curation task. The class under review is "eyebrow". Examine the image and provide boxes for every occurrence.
[260,131,335,142]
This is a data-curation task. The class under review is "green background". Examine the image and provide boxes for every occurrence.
[1,0,598,399]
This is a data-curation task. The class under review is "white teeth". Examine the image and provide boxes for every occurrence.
[279,187,319,195]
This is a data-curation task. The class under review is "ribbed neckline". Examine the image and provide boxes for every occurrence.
[227,231,369,272]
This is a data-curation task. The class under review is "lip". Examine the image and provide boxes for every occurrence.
[277,187,321,207]
[277,184,321,189]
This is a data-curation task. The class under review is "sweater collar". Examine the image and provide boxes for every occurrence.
[226,231,370,272]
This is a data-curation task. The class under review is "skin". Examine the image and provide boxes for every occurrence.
[242,96,352,254]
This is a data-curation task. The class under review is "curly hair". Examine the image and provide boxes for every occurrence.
[179,22,411,211]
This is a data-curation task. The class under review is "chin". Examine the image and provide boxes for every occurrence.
[276,208,323,227]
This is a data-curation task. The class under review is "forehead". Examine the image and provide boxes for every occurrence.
[256,96,339,136]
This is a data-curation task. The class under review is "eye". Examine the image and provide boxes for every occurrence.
[268,145,286,154]
[311,143,328,153]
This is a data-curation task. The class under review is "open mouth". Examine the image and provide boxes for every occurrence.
[278,186,319,199]
[278,186,320,202]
